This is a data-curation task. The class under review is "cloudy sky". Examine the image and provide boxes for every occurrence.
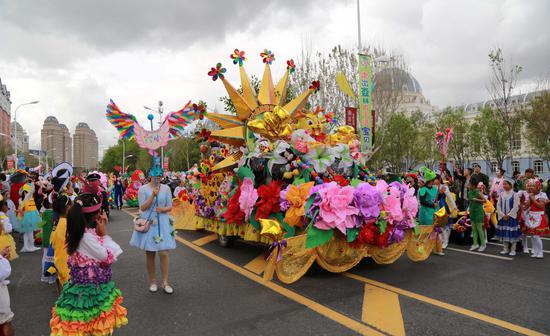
[1,0,549,153]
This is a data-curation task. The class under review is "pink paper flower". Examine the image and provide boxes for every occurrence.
[314,182,358,234]
[238,178,258,221]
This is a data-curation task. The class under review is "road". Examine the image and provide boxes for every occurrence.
[8,209,550,335]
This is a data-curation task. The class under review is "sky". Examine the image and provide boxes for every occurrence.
[1,0,549,154]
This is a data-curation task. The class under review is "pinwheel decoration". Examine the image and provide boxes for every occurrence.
[106,99,196,153]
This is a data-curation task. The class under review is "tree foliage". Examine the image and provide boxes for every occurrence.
[470,107,509,168]
[523,92,550,169]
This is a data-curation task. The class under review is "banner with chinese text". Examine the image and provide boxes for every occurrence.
[358,54,372,151]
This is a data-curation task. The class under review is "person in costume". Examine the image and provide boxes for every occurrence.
[495,177,521,256]
[522,179,550,258]
[438,180,458,249]
[3,193,19,237]
[50,192,127,335]
[39,199,55,283]
[0,246,14,336]
[113,176,125,210]
[468,179,486,252]
[49,194,72,290]
[490,167,505,204]
[418,168,438,226]
[0,199,17,261]
[130,164,175,294]
[17,182,41,252]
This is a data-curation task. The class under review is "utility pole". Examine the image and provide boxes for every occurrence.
[357,0,362,52]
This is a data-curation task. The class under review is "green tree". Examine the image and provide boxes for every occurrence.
[101,139,151,174]
[523,92,550,170]
[164,137,201,171]
[470,107,508,168]
[436,107,471,167]
[0,142,13,170]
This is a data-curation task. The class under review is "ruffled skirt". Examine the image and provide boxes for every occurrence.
[19,210,41,233]
[495,217,521,242]
[50,281,128,336]
[0,234,18,261]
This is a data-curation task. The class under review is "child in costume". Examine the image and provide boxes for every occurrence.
[495,177,521,256]
[0,246,14,336]
[3,193,19,235]
[522,179,550,258]
[18,183,41,252]
[50,192,127,335]
[39,199,55,283]
[468,180,486,252]
[438,180,458,249]
[0,199,18,261]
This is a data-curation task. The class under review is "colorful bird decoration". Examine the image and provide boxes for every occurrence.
[106,99,196,151]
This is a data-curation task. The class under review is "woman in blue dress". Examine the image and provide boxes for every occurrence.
[130,165,175,294]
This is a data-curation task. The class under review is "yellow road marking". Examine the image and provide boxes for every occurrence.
[243,253,267,275]
[344,273,545,336]
[191,234,218,246]
[362,284,405,336]
[175,236,383,336]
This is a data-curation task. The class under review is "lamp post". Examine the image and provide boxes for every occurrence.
[45,148,57,172]
[144,101,164,167]
[123,154,134,174]
[13,101,39,162]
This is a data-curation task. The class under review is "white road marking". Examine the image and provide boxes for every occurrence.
[486,242,550,254]
[445,247,514,260]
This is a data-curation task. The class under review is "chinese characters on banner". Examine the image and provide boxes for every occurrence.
[345,107,357,130]
[358,54,372,151]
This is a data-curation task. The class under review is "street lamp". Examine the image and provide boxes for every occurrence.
[13,100,39,162]
[144,101,164,167]
[123,154,134,174]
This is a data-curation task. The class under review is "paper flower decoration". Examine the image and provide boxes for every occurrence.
[402,185,418,228]
[303,145,336,173]
[208,63,226,81]
[280,184,291,211]
[286,59,296,73]
[238,178,258,221]
[314,182,358,234]
[230,49,246,66]
[435,127,453,156]
[284,182,314,228]
[309,80,321,92]
[353,182,382,221]
[223,186,244,224]
[192,103,207,120]
[260,49,275,64]
[255,180,282,220]
[382,185,403,224]
[334,144,353,169]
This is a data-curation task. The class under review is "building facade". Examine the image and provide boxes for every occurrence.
[452,90,549,178]
[41,116,72,165]
[0,78,11,148]
[11,121,29,153]
[73,122,98,171]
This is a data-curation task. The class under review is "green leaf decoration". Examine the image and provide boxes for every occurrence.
[350,178,362,188]
[293,178,305,186]
[347,227,360,242]
[249,208,260,230]
[238,166,255,182]
[306,226,334,249]
[272,212,295,238]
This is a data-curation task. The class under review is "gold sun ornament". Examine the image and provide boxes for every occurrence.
[206,49,320,172]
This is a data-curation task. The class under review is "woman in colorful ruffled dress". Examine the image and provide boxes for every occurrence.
[522,179,550,259]
[130,166,175,294]
[50,193,127,335]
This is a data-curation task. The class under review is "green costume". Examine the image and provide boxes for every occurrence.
[418,186,438,225]
[39,209,54,248]
[468,189,485,246]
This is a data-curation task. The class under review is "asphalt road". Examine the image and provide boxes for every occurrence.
[8,209,550,335]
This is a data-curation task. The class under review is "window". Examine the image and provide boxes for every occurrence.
[512,161,520,173]
[490,162,497,172]
[512,134,522,150]
[534,160,544,175]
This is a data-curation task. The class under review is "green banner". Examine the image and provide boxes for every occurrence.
[358,54,373,151]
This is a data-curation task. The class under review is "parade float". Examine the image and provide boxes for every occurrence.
[170,49,437,284]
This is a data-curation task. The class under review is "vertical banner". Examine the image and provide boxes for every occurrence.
[345,107,357,130]
[163,156,169,171]
[358,54,373,151]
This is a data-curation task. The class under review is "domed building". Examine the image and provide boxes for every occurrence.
[73,122,99,171]
[375,68,436,115]
[41,116,72,166]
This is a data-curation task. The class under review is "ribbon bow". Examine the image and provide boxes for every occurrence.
[265,239,287,262]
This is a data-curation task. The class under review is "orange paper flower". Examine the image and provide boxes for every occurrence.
[283,182,314,227]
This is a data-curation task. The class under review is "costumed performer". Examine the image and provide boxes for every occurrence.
[494,177,521,256]
[0,245,14,336]
[18,182,41,253]
[50,193,127,335]
[468,180,486,252]
[522,179,550,259]
[0,199,17,261]
[418,168,438,226]
[438,179,458,249]
[130,164,175,294]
